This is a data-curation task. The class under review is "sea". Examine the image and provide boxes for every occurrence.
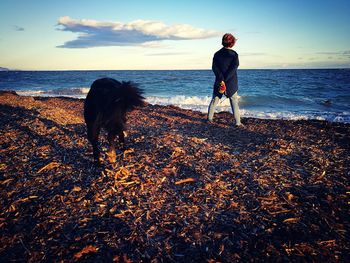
[0,69,349,123]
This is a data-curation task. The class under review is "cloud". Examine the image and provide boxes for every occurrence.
[140,41,167,49]
[146,52,190,56]
[316,51,339,55]
[316,50,350,56]
[240,52,267,56]
[13,25,24,31]
[56,16,219,48]
[314,50,350,60]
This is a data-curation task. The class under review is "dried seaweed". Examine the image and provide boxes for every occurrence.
[0,91,349,262]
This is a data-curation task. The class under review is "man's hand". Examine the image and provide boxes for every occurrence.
[219,81,226,94]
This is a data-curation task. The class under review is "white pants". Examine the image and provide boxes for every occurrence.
[208,92,241,125]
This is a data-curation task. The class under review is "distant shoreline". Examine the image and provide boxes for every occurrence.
[1,68,350,72]
[1,90,349,124]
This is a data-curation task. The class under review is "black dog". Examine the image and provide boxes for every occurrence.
[84,78,145,164]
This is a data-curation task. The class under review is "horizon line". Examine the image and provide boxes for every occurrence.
[1,67,350,71]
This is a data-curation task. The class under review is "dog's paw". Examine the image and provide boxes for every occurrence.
[106,151,117,163]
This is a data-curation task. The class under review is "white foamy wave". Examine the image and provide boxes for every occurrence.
[146,95,234,112]
[236,109,350,123]
[16,87,90,98]
[13,91,350,123]
[80,87,90,94]
[147,95,216,106]
[16,90,45,96]
[147,95,350,123]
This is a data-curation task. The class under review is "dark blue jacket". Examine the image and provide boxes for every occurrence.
[212,48,239,98]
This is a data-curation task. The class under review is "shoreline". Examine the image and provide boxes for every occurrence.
[0,91,349,261]
[2,90,349,124]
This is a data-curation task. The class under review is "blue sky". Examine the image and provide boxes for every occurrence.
[1,0,349,70]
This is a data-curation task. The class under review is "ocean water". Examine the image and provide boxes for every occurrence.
[0,69,349,123]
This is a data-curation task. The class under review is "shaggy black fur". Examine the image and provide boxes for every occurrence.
[84,78,145,164]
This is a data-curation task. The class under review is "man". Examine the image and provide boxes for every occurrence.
[208,33,242,126]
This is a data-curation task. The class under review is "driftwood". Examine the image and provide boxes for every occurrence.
[0,91,349,262]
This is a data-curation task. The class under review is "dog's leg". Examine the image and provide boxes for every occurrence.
[118,131,125,151]
[107,132,117,163]
[87,122,101,164]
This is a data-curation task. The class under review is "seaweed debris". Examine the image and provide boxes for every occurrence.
[0,91,349,262]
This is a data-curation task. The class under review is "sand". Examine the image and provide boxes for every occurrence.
[0,91,349,262]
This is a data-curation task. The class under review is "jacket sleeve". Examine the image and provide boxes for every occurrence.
[224,54,239,80]
[212,55,224,82]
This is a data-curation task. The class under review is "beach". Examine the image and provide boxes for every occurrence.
[2,69,350,123]
[0,91,349,261]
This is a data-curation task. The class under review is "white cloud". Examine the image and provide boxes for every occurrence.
[57,16,219,48]
[315,50,350,59]
[140,41,165,48]
[240,52,267,56]
[13,25,25,31]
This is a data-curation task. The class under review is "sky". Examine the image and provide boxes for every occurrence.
[0,0,350,70]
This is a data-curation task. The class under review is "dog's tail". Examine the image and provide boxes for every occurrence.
[118,81,145,111]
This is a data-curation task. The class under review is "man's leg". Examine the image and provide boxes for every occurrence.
[208,96,220,122]
[229,92,241,126]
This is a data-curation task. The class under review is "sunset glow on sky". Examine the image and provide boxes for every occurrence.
[1,0,349,70]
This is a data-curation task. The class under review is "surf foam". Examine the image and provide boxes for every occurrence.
[12,91,350,123]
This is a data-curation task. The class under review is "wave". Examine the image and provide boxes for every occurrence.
[12,90,350,123]
[16,87,90,98]
[146,95,350,123]
[146,94,309,109]
[240,109,350,123]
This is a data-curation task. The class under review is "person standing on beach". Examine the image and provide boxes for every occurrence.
[208,33,241,126]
